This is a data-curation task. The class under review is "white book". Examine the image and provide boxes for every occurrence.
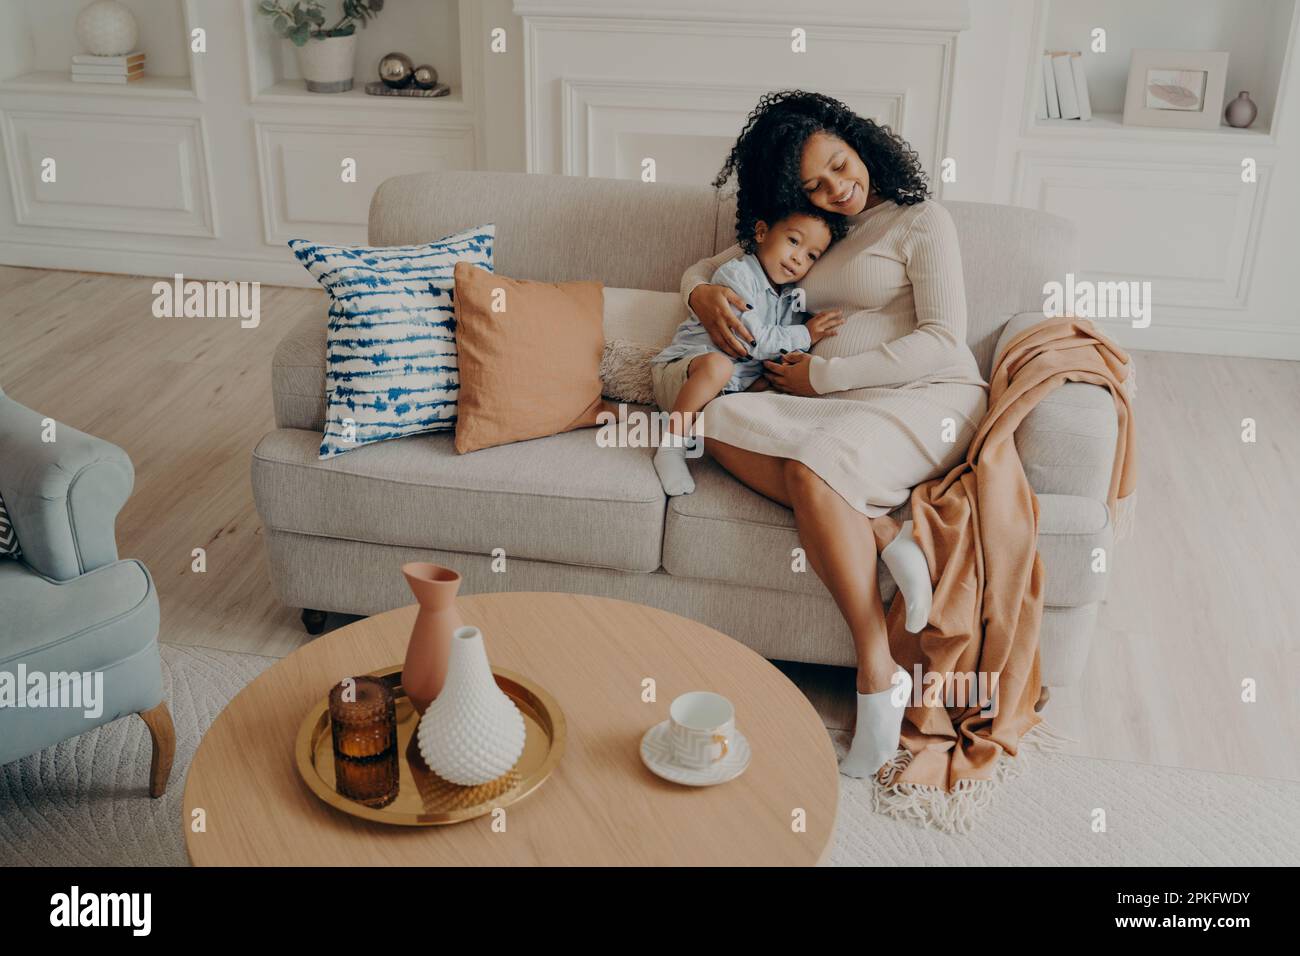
[72,63,143,75]
[1069,53,1092,121]
[71,52,145,66]
[1053,53,1080,119]
[1036,62,1049,119]
[1041,54,1061,118]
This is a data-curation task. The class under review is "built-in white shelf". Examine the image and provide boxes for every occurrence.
[255,79,465,110]
[0,70,195,99]
[1029,109,1274,143]
[1025,0,1297,143]
[0,0,199,99]
[242,0,466,112]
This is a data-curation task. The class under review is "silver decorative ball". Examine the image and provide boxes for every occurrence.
[377,52,414,89]
[76,0,139,56]
[412,64,438,89]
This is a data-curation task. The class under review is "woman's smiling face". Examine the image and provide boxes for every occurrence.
[799,131,870,216]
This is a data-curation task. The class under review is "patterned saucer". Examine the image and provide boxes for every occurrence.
[639,720,751,787]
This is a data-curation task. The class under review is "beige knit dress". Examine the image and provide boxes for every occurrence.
[684,199,989,517]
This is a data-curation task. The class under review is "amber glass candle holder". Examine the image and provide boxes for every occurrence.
[328,676,400,808]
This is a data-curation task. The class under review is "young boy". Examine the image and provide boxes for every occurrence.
[651,208,846,497]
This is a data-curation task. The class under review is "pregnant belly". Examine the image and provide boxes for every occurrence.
[810,309,914,364]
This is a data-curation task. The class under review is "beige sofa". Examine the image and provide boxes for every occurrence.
[252,171,1125,689]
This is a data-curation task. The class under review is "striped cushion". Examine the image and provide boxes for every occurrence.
[289,224,495,459]
[0,490,19,558]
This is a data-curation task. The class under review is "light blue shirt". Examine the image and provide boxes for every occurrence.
[652,254,811,393]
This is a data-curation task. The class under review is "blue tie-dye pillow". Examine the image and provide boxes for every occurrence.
[289,225,494,459]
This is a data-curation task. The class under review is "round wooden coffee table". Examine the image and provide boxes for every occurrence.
[184,592,839,866]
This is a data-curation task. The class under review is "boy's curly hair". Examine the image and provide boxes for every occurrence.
[715,90,930,251]
[736,206,848,256]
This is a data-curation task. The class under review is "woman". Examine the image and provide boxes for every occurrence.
[684,91,989,778]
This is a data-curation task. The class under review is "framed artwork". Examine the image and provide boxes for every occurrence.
[1122,49,1230,129]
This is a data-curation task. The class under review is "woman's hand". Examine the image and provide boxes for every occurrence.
[764,351,819,396]
[688,283,755,359]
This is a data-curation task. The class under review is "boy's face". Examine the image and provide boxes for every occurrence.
[753,213,832,286]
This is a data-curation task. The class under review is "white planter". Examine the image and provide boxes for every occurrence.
[416,626,527,786]
[295,33,357,93]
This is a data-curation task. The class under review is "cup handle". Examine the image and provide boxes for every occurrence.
[711,734,729,763]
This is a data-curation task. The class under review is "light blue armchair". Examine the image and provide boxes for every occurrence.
[0,385,173,796]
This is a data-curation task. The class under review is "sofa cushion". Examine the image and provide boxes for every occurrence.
[662,457,1111,607]
[0,558,157,671]
[252,424,666,573]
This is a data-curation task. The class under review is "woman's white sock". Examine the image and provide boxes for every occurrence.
[880,519,933,633]
[840,667,912,779]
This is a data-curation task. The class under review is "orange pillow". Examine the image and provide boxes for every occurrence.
[453,262,606,454]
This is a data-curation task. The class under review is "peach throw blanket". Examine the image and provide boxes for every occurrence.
[875,316,1137,832]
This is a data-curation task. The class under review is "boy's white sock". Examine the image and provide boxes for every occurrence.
[880,519,933,634]
[654,437,695,496]
[840,667,912,779]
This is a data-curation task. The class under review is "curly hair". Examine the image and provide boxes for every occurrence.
[715,90,930,250]
[736,206,849,256]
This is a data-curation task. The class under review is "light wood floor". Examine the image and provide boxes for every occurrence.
[2,265,1297,782]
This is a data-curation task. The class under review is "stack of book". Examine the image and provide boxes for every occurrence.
[70,52,146,85]
[1037,50,1092,121]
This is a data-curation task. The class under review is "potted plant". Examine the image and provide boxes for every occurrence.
[258,0,384,93]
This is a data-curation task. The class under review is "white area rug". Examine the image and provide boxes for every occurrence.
[0,645,274,867]
[2,645,1297,866]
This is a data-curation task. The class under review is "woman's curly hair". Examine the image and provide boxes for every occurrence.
[715,90,930,249]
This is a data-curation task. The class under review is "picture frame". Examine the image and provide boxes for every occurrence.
[1122,48,1230,129]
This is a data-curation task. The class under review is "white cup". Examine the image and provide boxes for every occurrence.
[668,691,735,769]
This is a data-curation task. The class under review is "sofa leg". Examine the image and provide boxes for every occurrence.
[1034,685,1051,713]
[301,608,328,635]
[138,702,175,798]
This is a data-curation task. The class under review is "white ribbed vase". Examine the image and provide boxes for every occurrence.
[416,626,526,785]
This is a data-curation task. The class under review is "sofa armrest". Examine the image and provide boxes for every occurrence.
[0,391,133,581]
[993,311,1129,503]
[272,313,329,431]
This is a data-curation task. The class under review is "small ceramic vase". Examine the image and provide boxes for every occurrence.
[416,626,527,786]
[401,563,463,714]
[1225,91,1258,129]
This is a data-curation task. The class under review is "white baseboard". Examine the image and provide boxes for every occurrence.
[1093,316,1300,362]
[0,238,316,289]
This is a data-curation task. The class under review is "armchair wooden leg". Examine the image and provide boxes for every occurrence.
[139,702,176,798]
[1034,685,1051,713]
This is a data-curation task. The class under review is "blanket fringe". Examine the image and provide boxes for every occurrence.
[872,747,1030,835]
[870,720,1075,833]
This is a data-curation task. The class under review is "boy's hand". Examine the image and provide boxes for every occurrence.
[805,310,844,344]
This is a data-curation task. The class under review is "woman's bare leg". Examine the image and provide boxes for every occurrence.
[705,439,793,506]
[781,460,899,693]
[706,440,899,693]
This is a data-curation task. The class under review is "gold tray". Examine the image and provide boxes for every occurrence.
[294,665,565,826]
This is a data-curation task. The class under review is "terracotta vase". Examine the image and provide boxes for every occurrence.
[401,563,463,714]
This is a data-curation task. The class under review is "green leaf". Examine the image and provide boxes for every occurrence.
[259,1,278,13]
[290,22,310,46]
